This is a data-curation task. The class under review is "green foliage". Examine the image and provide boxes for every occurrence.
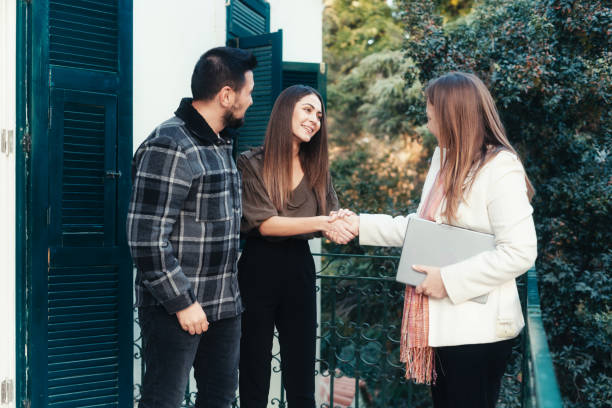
[328,50,423,142]
[323,0,404,81]
[323,0,437,226]
[433,0,474,19]
[395,0,612,405]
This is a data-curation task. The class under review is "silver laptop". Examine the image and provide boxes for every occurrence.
[396,217,495,304]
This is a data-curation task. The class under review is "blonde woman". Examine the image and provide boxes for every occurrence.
[337,72,537,408]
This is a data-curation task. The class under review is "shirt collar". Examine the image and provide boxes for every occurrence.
[174,98,235,146]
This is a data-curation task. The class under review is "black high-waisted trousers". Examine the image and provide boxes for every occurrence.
[238,237,316,408]
[431,338,515,408]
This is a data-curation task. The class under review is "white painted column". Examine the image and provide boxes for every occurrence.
[0,0,17,406]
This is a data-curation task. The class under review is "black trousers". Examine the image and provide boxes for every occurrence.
[431,338,515,408]
[238,237,317,408]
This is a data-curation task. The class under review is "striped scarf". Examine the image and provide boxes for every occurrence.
[399,173,444,384]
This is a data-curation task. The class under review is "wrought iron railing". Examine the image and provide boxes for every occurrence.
[133,253,562,407]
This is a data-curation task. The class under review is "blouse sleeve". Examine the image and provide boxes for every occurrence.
[237,153,278,234]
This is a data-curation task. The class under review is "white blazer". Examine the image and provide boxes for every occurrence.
[359,147,537,347]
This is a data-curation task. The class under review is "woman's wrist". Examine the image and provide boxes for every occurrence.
[318,215,331,232]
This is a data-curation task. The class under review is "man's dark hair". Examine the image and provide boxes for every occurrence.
[191,47,257,101]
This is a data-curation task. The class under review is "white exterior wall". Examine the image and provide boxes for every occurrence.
[269,0,323,63]
[0,0,17,406]
[133,0,226,150]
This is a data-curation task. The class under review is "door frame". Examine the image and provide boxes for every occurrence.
[16,0,31,404]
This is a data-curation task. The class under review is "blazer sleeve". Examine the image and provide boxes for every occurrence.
[358,147,440,247]
[440,152,537,304]
[359,213,417,247]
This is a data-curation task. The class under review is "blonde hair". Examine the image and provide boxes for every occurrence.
[425,72,535,222]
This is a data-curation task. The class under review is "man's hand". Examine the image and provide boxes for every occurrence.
[413,265,448,299]
[176,302,209,335]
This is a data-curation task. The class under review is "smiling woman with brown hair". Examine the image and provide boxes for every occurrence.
[237,85,355,408]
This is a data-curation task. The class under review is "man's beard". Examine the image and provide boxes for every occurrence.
[223,108,245,129]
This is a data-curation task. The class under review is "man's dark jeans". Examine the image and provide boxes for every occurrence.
[138,305,241,408]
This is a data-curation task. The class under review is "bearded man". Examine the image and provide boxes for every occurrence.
[127,47,256,408]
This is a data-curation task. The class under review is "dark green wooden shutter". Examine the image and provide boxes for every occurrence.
[49,90,117,248]
[49,0,119,71]
[226,0,270,39]
[282,62,328,106]
[29,0,133,407]
[229,31,282,156]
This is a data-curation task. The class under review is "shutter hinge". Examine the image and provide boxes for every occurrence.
[22,0,31,4]
[47,207,51,225]
[22,399,31,408]
[1,129,6,153]
[21,132,31,154]
[0,379,14,404]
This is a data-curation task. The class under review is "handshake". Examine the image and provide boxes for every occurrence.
[323,209,359,244]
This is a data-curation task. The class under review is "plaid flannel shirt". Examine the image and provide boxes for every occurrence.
[127,98,243,321]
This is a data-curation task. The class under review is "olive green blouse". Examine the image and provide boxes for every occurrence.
[237,146,339,240]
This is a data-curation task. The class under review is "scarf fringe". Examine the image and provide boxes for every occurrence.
[400,344,436,385]
[400,286,437,385]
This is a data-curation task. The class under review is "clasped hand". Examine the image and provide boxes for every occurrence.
[413,265,448,299]
[323,209,360,244]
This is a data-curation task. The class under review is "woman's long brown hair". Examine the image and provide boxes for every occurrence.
[425,72,535,222]
[262,85,330,213]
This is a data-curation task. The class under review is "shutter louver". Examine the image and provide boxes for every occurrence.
[282,70,318,90]
[47,265,120,407]
[232,0,266,36]
[62,102,105,247]
[49,0,119,72]
[227,0,269,39]
[282,62,327,106]
[238,45,274,154]
[231,31,282,155]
